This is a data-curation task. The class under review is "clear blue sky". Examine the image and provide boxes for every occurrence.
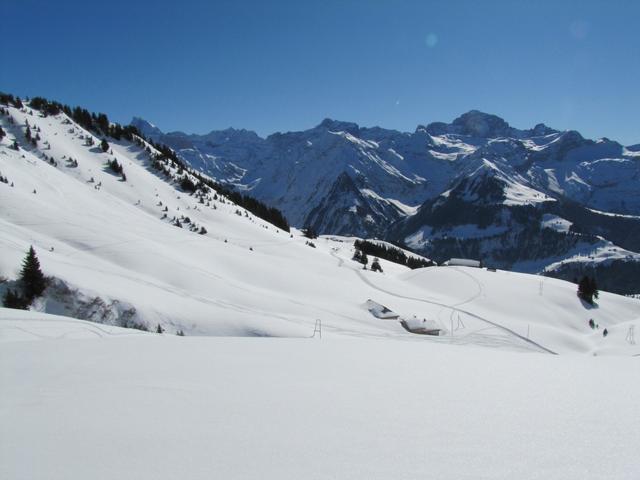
[2,0,639,144]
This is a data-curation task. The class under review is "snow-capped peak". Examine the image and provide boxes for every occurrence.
[130,116,163,137]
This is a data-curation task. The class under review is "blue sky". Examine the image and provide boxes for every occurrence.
[2,0,639,143]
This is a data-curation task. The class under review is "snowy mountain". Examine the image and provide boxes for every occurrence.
[133,110,640,293]
[2,96,639,352]
[3,95,640,480]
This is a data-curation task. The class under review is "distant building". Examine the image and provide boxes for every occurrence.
[400,317,442,336]
[365,299,399,319]
[444,258,482,268]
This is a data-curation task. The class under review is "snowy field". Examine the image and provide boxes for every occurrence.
[2,309,640,480]
[1,101,639,354]
[2,102,640,479]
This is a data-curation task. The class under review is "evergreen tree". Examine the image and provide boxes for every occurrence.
[371,258,383,272]
[578,275,599,305]
[156,324,164,334]
[100,138,109,152]
[180,176,196,192]
[3,288,27,310]
[0,125,5,140]
[19,246,46,302]
[578,276,590,303]
[95,113,109,134]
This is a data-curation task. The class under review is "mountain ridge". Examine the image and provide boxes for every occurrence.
[131,109,640,293]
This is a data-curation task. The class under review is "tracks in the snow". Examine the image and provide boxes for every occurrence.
[331,250,557,354]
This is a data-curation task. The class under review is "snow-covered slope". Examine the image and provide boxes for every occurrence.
[1,101,639,354]
[3,102,640,480]
[133,111,640,291]
[3,310,640,480]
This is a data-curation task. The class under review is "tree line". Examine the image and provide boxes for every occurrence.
[1,91,291,233]
[354,239,434,269]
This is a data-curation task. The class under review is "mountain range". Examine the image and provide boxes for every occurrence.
[132,111,640,293]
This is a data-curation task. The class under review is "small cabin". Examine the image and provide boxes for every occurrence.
[443,258,482,268]
[366,299,399,320]
[400,317,442,336]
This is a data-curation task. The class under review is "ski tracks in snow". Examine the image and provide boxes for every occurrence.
[330,249,557,354]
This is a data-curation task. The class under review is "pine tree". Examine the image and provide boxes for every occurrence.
[3,288,27,310]
[19,246,47,302]
[100,138,109,152]
[371,258,383,272]
[361,252,369,269]
[578,275,598,305]
[0,125,5,140]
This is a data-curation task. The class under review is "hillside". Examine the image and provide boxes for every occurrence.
[1,98,639,355]
[132,111,640,293]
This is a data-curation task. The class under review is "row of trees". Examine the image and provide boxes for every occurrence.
[352,248,383,272]
[2,91,291,233]
[2,93,142,142]
[106,159,126,181]
[149,148,290,232]
[353,239,435,269]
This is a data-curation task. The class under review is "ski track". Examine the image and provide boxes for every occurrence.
[331,250,557,354]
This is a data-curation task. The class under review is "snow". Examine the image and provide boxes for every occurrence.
[587,207,640,220]
[365,299,399,319]
[502,180,553,205]
[2,103,640,479]
[133,109,640,241]
[2,311,640,480]
[1,104,639,353]
[541,240,640,272]
[360,188,420,215]
[541,213,573,233]
[463,159,554,206]
[404,226,431,250]
[440,224,508,240]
